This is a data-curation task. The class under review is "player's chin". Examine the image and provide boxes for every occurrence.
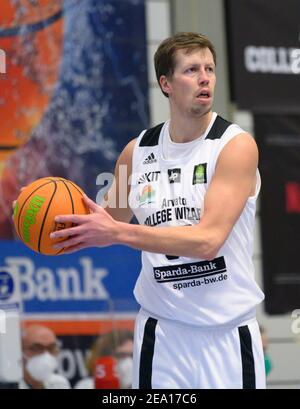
[190,104,211,117]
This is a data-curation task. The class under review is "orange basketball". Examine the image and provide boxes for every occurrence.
[13,177,89,255]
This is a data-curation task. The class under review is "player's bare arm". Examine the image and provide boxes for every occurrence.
[50,132,258,258]
[103,138,136,223]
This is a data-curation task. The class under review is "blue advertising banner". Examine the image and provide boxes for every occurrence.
[0,241,141,314]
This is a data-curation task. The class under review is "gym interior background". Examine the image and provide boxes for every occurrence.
[0,0,299,388]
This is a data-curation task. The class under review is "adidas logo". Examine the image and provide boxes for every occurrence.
[143,152,157,165]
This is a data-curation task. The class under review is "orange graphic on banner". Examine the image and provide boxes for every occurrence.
[0,0,63,165]
[22,319,136,336]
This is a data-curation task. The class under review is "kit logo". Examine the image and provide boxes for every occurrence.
[193,163,207,184]
[138,171,160,184]
[143,152,157,165]
[168,168,181,184]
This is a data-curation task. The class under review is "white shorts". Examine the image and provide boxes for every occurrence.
[132,309,266,389]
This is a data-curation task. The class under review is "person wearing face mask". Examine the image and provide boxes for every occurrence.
[20,324,70,389]
[114,332,134,389]
[74,329,134,389]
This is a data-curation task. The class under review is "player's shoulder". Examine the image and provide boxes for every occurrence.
[227,131,258,152]
[117,138,137,166]
[124,137,138,152]
[218,131,258,168]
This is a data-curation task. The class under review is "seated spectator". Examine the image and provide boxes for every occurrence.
[259,325,273,377]
[74,329,133,389]
[20,324,70,389]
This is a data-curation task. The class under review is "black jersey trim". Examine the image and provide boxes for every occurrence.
[139,317,157,389]
[205,115,232,140]
[238,325,256,389]
[139,123,164,146]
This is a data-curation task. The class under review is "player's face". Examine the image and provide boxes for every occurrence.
[161,47,216,118]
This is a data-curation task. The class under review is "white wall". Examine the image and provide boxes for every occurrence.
[145,0,171,125]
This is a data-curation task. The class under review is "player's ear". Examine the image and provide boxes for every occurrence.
[159,75,171,96]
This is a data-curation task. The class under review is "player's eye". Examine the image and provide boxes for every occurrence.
[185,67,197,73]
[206,66,215,73]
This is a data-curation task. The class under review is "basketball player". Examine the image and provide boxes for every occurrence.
[49,32,266,389]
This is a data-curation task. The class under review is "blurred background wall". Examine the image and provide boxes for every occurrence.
[0,0,299,388]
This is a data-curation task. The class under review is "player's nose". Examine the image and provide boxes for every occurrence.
[198,70,209,85]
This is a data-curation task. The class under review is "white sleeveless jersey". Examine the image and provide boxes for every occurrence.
[129,113,264,327]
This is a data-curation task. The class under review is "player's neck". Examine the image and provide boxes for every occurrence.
[169,110,213,143]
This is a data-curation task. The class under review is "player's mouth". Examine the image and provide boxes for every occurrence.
[196,89,211,100]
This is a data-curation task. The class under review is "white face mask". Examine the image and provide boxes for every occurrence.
[117,357,133,389]
[25,352,58,383]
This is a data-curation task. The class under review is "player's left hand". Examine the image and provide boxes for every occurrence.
[49,195,120,254]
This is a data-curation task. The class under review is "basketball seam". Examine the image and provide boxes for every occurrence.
[38,181,58,253]
[17,180,54,239]
[67,180,84,195]
[62,180,75,215]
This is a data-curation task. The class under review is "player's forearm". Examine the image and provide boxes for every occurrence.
[115,222,221,260]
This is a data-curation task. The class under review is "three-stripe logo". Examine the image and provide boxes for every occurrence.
[143,153,157,165]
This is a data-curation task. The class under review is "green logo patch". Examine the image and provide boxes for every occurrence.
[193,163,207,184]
